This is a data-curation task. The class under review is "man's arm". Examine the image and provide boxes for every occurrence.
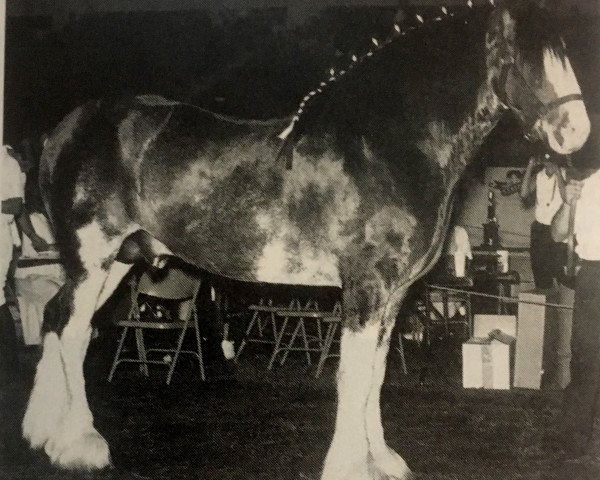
[520,157,538,200]
[551,180,582,242]
[551,204,570,242]
[17,211,51,252]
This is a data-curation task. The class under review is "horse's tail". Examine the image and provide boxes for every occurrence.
[39,100,101,224]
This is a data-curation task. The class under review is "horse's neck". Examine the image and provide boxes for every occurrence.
[445,84,504,179]
[356,29,502,181]
[361,79,503,185]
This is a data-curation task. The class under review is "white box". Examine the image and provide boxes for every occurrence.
[474,314,517,338]
[514,289,558,389]
[463,338,512,390]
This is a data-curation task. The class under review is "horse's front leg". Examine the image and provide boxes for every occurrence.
[23,267,111,470]
[322,320,380,480]
[365,289,410,478]
[24,223,131,470]
[322,265,410,480]
[43,266,111,470]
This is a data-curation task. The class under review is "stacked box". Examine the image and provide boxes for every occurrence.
[463,338,513,390]
[463,315,516,390]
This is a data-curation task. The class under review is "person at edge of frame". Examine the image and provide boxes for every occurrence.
[551,160,600,459]
[0,145,49,383]
[520,149,567,289]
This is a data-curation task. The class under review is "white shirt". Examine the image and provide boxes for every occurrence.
[535,168,564,225]
[1,148,24,223]
[1,147,25,303]
[574,168,600,261]
[1,148,25,247]
[15,212,63,280]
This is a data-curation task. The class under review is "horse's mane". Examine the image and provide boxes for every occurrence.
[512,1,569,75]
[278,0,567,146]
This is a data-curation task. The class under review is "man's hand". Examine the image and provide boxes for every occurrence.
[565,180,583,205]
[546,162,559,176]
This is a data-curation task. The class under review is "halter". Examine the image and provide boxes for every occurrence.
[493,60,583,136]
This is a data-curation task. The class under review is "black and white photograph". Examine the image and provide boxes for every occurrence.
[0,1,599,479]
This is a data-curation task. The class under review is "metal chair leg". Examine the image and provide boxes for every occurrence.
[268,317,289,370]
[166,319,189,385]
[315,322,338,378]
[279,317,302,366]
[234,310,259,363]
[135,328,149,377]
[194,314,206,381]
[270,311,278,339]
[300,320,312,366]
[108,326,129,382]
[316,318,324,348]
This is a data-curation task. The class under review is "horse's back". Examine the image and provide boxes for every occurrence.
[40,95,293,278]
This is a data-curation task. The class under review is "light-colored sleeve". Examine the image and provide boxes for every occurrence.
[0,155,25,201]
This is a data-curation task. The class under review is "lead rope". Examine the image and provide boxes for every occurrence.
[565,156,578,279]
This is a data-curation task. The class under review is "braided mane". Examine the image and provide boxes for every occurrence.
[277,0,566,150]
[278,2,495,143]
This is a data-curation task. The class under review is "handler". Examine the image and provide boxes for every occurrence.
[521,152,566,289]
[0,145,48,380]
[552,168,600,457]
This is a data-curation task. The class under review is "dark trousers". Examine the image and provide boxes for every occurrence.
[0,302,20,377]
[530,221,566,289]
[561,261,600,453]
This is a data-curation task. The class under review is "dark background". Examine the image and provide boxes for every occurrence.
[4,5,599,166]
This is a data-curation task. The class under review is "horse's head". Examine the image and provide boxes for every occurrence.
[487,0,589,154]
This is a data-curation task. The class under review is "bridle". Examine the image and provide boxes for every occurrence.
[493,59,583,138]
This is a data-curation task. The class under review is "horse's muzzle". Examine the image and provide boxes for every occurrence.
[539,100,590,155]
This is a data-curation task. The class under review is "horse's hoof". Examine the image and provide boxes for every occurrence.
[369,447,412,480]
[22,333,68,450]
[48,430,111,470]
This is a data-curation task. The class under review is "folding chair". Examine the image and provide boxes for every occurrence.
[424,283,473,343]
[108,267,205,384]
[234,298,301,363]
[314,302,343,378]
[267,299,321,369]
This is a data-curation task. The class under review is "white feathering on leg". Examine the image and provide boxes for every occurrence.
[22,332,69,449]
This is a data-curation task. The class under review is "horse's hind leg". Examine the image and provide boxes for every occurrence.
[23,222,132,469]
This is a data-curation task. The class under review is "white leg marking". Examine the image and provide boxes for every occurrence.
[95,261,133,310]
[365,329,411,479]
[22,332,68,449]
[322,323,379,480]
[45,223,122,470]
[45,269,111,470]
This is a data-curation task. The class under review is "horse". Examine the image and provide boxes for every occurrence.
[22,1,589,479]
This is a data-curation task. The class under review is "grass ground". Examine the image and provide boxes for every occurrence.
[1,327,599,480]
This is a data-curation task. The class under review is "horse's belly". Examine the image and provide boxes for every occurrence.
[254,234,341,287]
